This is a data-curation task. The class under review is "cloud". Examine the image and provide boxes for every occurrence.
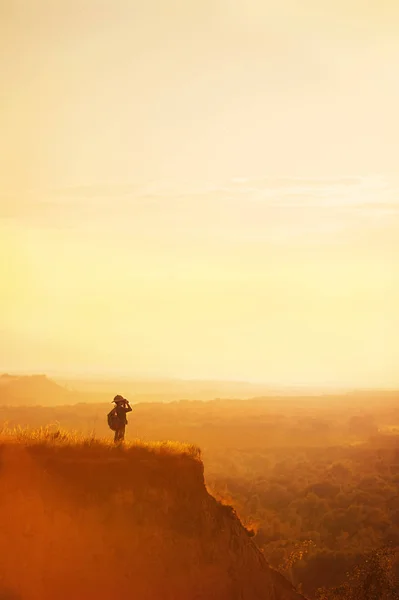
[1,174,398,243]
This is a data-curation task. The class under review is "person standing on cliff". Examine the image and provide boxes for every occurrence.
[108,395,132,443]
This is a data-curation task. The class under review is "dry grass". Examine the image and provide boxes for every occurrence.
[0,423,201,459]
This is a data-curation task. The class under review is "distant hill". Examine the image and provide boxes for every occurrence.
[0,373,283,406]
[0,374,72,406]
[0,373,337,407]
[0,437,306,600]
[54,375,283,400]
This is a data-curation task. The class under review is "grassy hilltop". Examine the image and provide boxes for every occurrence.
[0,430,304,600]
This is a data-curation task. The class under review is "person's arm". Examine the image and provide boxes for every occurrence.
[124,400,132,413]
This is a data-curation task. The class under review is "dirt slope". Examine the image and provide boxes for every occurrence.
[0,440,306,600]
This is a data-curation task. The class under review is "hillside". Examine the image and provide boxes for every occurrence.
[0,436,306,600]
[0,374,72,406]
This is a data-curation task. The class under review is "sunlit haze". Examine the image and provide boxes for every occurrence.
[1,1,398,387]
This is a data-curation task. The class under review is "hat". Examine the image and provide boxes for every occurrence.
[113,395,125,404]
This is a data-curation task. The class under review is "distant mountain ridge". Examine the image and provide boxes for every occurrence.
[0,373,332,407]
[0,374,71,406]
[1,373,397,408]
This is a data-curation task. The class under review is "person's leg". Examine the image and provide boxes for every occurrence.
[114,427,125,443]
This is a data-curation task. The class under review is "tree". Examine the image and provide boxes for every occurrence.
[316,547,399,600]
[278,540,316,588]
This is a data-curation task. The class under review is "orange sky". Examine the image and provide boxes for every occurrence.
[1,1,398,386]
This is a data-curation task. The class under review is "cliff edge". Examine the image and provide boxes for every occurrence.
[0,438,306,600]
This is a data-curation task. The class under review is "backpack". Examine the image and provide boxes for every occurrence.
[107,410,120,431]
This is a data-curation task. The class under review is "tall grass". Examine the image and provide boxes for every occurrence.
[0,423,201,459]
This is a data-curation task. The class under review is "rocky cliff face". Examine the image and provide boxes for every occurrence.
[0,440,306,600]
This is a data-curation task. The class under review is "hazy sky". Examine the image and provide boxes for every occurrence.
[1,1,398,386]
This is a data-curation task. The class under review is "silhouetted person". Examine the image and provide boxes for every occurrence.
[108,395,132,443]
